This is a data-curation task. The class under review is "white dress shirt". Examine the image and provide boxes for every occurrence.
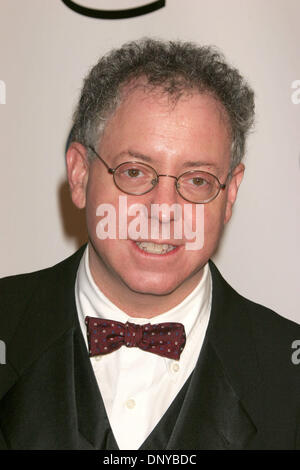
[75,244,212,450]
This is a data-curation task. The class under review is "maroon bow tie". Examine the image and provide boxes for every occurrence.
[85,316,186,360]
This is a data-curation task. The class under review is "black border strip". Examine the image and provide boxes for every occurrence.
[61,0,166,19]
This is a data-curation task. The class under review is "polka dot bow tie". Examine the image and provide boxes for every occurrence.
[85,316,186,360]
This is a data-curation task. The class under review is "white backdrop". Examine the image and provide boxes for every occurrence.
[0,0,299,322]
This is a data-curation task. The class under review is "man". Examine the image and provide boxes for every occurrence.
[0,38,300,450]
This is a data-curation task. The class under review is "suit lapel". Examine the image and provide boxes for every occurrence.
[72,312,119,449]
[166,261,261,449]
[0,245,118,449]
[167,338,257,449]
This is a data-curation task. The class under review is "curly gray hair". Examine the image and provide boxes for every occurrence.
[70,38,255,170]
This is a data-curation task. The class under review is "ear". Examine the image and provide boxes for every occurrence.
[66,142,89,209]
[224,163,245,224]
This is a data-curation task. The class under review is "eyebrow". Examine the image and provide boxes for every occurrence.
[114,150,221,170]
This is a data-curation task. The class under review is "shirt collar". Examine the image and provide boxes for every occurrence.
[76,243,211,353]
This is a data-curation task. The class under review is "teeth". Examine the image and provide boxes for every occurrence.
[135,241,176,254]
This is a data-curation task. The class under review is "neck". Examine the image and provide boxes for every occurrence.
[88,243,204,319]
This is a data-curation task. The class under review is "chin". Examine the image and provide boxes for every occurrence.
[121,273,185,297]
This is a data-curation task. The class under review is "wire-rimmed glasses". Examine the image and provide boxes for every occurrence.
[88,145,230,204]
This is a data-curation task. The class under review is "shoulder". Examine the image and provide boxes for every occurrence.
[209,260,300,378]
[238,291,300,377]
[231,277,300,343]
[0,246,86,343]
[237,289,300,365]
[209,259,300,335]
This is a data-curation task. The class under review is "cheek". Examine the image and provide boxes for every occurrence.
[85,187,102,239]
[85,173,118,234]
[203,200,227,246]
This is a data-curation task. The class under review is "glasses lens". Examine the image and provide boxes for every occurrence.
[114,162,157,195]
[178,171,220,203]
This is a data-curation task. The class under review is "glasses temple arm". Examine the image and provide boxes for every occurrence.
[87,146,114,173]
[221,169,234,189]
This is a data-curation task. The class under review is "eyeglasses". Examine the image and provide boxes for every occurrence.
[88,145,230,204]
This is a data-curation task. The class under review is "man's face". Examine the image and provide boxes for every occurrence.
[67,88,244,307]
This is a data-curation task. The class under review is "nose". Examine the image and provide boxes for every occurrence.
[147,175,182,224]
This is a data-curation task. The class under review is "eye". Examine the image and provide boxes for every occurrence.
[186,176,211,188]
[124,167,144,178]
[180,172,214,193]
[190,176,207,187]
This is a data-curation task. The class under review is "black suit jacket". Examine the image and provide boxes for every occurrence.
[1,245,300,450]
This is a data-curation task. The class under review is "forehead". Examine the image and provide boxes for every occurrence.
[99,87,232,170]
[116,84,230,125]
